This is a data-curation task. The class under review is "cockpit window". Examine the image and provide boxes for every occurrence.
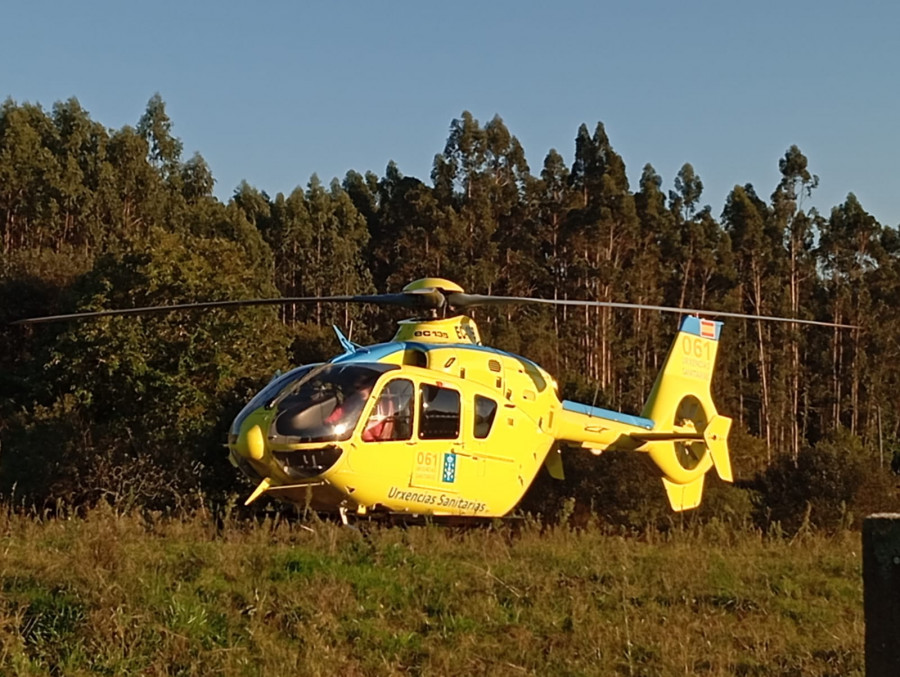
[271,363,396,442]
[229,364,318,437]
[474,395,497,439]
[362,379,414,442]
[419,384,460,439]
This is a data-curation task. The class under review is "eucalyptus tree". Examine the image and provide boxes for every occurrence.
[667,163,728,310]
[0,100,60,252]
[722,184,782,457]
[432,112,529,294]
[504,147,578,366]
[864,225,900,443]
[302,175,373,330]
[342,169,382,283]
[107,125,163,239]
[818,194,883,437]
[49,98,105,250]
[770,146,819,460]
[564,122,640,395]
[265,187,310,324]
[179,152,215,203]
[630,164,673,405]
[536,149,574,303]
[136,93,183,181]
[372,162,462,291]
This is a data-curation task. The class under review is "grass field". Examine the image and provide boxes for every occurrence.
[0,505,863,676]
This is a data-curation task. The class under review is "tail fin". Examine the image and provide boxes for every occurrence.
[637,316,733,511]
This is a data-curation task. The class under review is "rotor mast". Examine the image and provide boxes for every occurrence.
[391,278,482,344]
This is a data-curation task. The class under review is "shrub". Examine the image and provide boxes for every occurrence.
[753,428,868,532]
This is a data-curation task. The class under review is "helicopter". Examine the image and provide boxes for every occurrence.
[13,277,851,522]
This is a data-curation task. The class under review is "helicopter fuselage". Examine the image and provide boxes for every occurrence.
[228,312,732,516]
[228,316,570,517]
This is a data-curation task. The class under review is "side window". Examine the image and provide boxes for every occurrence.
[419,384,460,439]
[362,379,414,442]
[474,395,497,439]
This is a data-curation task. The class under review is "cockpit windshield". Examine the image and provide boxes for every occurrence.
[229,364,319,438]
[271,363,397,443]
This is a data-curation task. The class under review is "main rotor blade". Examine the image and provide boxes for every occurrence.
[445,293,857,329]
[11,286,857,330]
[10,289,447,325]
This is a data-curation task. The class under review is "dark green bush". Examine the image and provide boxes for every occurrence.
[752,429,879,532]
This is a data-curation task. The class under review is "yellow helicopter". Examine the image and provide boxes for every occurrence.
[14,277,847,521]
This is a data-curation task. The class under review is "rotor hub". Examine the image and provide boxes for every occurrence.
[402,278,465,294]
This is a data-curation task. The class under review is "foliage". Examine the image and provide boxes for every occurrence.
[752,429,899,532]
[2,94,900,526]
[2,229,290,508]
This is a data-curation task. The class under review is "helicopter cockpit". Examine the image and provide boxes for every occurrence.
[269,363,398,444]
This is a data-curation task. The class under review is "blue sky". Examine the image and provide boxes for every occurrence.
[4,1,899,226]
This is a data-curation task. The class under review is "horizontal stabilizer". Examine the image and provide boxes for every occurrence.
[629,431,703,443]
[662,474,705,512]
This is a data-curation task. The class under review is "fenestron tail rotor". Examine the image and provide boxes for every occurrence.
[9,276,857,330]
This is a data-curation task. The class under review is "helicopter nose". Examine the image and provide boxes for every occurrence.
[235,424,266,461]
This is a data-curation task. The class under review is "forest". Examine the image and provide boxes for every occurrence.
[1,94,898,529]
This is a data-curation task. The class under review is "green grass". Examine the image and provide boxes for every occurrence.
[0,505,863,676]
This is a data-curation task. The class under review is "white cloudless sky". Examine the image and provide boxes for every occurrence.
[4,1,899,226]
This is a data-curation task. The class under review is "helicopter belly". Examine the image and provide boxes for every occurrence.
[263,482,348,512]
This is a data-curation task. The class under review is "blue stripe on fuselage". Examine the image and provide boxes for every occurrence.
[331,342,406,364]
[331,340,544,371]
[561,400,654,430]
